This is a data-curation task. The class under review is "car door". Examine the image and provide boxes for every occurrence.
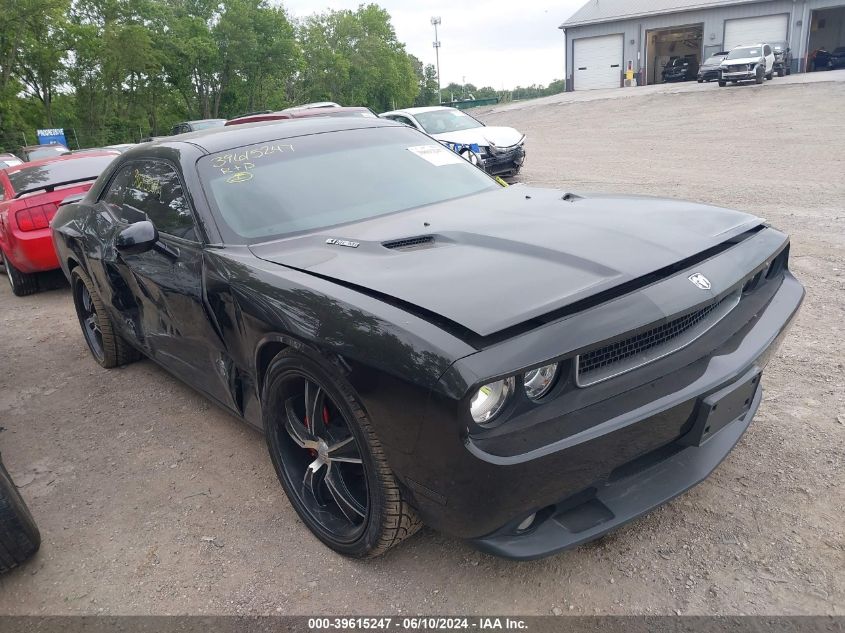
[764,45,774,73]
[99,159,232,405]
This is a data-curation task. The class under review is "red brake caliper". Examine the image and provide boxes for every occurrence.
[304,406,331,457]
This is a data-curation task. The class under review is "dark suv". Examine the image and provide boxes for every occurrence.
[662,55,699,82]
[771,41,793,76]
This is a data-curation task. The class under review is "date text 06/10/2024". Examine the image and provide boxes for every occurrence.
[307,617,529,630]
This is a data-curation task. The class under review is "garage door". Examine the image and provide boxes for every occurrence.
[573,35,623,91]
[724,14,788,50]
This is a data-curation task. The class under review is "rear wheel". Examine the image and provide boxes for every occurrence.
[2,251,38,297]
[777,68,785,77]
[0,457,41,574]
[718,80,727,87]
[71,267,141,368]
[263,349,421,557]
[766,71,773,80]
[786,67,791,75]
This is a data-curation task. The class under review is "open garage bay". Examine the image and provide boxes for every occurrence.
[0,75,842,616]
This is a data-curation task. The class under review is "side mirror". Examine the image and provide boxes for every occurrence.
[116,220,158,255]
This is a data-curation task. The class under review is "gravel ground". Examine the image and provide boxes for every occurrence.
[0,75,843,616]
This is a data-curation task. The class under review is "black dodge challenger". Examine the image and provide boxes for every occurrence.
[51,118,804,559]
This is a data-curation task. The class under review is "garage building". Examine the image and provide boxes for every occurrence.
[561,0,845,90]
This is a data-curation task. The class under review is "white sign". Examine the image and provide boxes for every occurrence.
[406,144,465,167]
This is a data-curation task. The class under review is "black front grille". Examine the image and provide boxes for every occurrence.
[382,236,435,251]
[577,293,736,383]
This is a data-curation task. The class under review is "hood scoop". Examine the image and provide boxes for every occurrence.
[382,235,436,251]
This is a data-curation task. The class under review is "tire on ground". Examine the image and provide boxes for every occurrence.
[262,348,422,558]
[70,267,141,368]
[2,251,38,297]
[0,457,41,574]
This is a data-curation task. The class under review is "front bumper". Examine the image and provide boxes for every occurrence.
[398,231,803,558]
[481,146,525,176]
[721,70,756,81]
[471,368,763,559]
[472,274,801,558]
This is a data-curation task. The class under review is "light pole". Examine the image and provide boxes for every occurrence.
[431,17,442,104]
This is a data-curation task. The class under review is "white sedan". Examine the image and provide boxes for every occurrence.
[379,106,525,177]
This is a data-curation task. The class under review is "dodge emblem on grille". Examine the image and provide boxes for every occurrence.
[688,273,712,290]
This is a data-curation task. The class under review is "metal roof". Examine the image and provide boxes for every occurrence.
[560,0,765,28]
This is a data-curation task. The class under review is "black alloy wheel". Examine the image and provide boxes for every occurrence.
[78,281,105,364]
[71,267,141,368]
[263,349,420,557]
[279,373,369,539]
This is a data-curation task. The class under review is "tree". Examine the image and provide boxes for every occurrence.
[0,0,427,146]
[298,4,417,112]
[9,0,70,125]
[413,59,439,107]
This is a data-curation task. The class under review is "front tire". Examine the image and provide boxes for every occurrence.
[262,349,421,558]
[766,71,773,80]
[71,267,141,368]
[718,80,727,87]
[2,251,38,297]
[0,456,41,574]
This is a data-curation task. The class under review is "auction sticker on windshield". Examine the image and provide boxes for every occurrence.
[407,144,465,167]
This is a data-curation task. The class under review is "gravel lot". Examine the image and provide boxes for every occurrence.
[0,74,843,616]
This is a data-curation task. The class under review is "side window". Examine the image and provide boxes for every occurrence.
[125,161,197,241]
[764,45,771,56]
[391,115,416,128]
[102,165,135,214]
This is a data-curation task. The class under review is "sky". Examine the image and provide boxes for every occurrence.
[281,0,586,90]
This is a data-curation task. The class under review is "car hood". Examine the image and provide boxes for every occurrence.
[699,62,722,70]
[721,57,763,66]
[429,126,524,149]
[250,186,761,338]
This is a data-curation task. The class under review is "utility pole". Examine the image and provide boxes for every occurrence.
[431,17,442,104]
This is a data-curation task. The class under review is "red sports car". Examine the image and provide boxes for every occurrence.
[1,152,118,296]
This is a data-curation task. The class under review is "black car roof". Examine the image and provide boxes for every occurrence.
[152,117,401,154]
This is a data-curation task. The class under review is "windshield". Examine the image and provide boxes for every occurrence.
[413,109,483,134]
[26,146,68,160]
[8,155,116,196]
[199,126,497,242]
[728,47,761,59]
[704,56,725,65]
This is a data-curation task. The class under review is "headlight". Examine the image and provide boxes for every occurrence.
[523,363,558,400]
[470,377,514,424]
